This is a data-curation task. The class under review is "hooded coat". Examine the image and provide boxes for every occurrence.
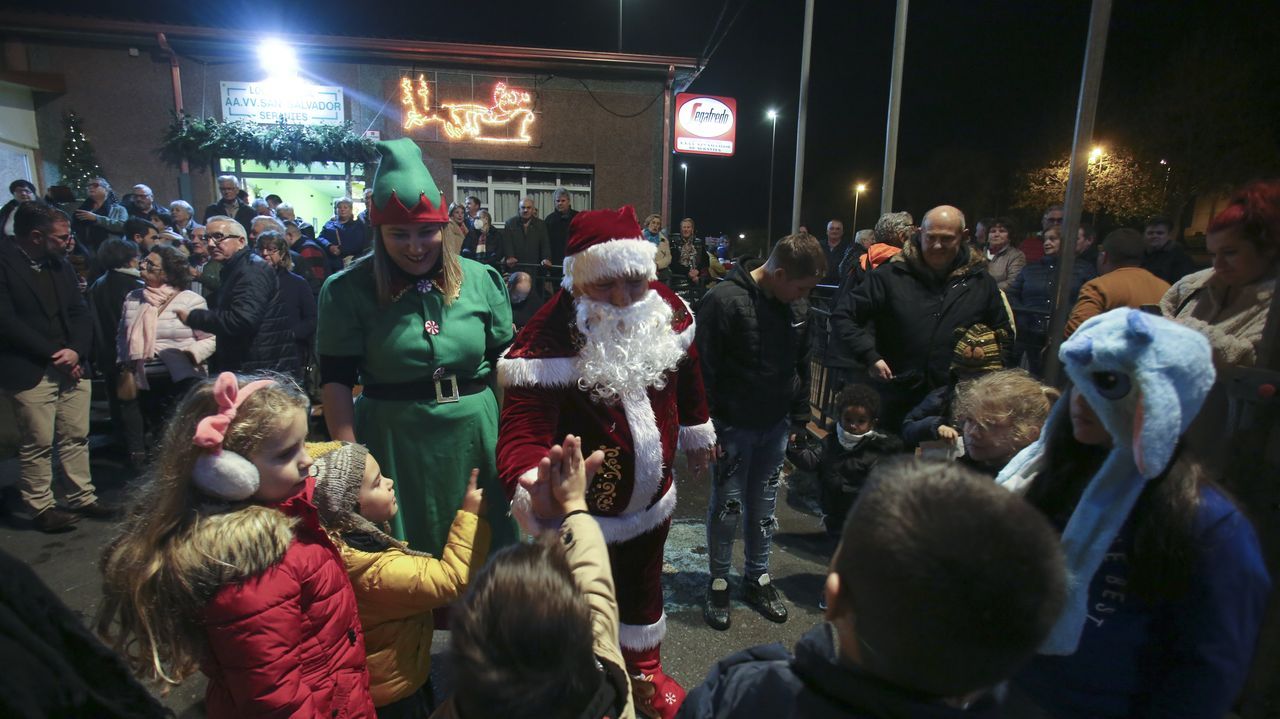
[196,477,375,718]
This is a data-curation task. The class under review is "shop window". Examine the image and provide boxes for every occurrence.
[452,162,593,227]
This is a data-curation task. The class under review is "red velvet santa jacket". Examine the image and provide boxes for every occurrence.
[198,476,376,719]
[498,282,715,544]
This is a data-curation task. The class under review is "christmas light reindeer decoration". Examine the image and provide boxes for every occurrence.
[400,75,536,144]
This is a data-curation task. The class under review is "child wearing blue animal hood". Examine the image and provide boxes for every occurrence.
[997,308,1271,719]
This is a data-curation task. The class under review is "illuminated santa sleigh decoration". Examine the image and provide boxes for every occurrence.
[400,75,535,144]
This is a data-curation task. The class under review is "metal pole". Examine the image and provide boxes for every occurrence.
[853,190,861,232]
[660,65,674,229]
[681,164,688,219]
[790,0,815,232]
[1042,0,1114,386]
[880,0,908,215]
[767,116,777,242]
[618,0,623,52]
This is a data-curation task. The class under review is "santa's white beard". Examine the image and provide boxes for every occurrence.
[575,290,686,404]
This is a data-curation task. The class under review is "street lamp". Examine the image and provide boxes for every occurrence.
[738,233,745,239]
[853,183,867,231]
[1089,145,1104,162]
[680,162,689,219]
[766,109,778,242]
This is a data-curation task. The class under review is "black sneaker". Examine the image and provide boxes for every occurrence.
[33,508,80,533]
[744,573,788,623]
[703,577,731,631]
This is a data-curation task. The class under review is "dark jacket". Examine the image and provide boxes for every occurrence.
[320,218,370,263]
[544,208,578,265]
[1141,241,1199,285]
[462,226,503,269]
[1006,254,1096,337]
[276,266,316,363]
[203,200,257,230]
[901,384,956,448]
[678,623,999,719]
[87,269,143,370]
[696,265,810,430]
[288,236,329,297]
[788,430,903,535]
[0,242,93,392]
[0,549,171,719]
[821,238,852,285]
[0,200,17,240]
[671,233,710,278]
[501,215,551,267]
[831,241,1012,391]
[185,248,297,374]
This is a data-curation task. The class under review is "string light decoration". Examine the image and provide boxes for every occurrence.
[58,111,104,195]
[400,75,535,144]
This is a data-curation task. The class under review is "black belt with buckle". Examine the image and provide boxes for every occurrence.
[360,368,488,403]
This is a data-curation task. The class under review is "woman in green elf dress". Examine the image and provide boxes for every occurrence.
[317,138,517,555]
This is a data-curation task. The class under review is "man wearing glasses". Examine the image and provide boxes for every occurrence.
[203,175,258,230]
[0,202,110,532]
[176,217,298,376]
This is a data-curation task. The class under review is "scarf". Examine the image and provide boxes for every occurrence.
[126,285,179,389]
[836,424,875,450]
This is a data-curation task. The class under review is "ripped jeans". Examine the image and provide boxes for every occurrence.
[706,417,790,580]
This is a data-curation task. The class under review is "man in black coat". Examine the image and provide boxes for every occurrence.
[203,175,258,229]
[0,202,108,531]
[1141,215,1198,284]
[543,188,578,266]
[695,233,825,631]
[501,196,551,271]
[830,205,1012,430]
[178,217,297,375]
[85,238,146,465]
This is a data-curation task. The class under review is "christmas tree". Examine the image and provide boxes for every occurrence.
[58,111,104,196]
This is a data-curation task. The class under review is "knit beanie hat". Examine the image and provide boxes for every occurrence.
[305,440,411,551]
[951,323,1008,375]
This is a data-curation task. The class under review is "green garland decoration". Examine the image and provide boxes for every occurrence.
[161,114,379,169]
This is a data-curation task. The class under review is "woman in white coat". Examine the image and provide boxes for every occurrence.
[117,244,216,437]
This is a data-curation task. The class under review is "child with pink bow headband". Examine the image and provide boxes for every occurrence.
[99,372,378,718]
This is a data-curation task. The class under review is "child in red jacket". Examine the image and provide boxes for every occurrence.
[98,372,376,718]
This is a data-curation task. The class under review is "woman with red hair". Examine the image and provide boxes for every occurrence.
[1161,179,1279,367]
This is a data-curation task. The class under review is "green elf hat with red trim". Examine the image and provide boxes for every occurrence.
[369,138,449,225]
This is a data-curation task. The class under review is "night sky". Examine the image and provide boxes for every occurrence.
[14,0,1278,239]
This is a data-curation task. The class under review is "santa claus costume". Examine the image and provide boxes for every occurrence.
[498,206,715,719]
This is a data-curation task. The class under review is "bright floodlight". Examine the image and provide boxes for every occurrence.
[856,183,867,193]
[259,39,297,76]
[738,233,745,239]
[767,109,778,120]
[1090,146,1104,161]
[681,163,688,170]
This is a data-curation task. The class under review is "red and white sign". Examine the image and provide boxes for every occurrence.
[675,93,737,157]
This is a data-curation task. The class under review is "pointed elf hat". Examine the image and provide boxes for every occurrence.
[560,205,657,290]
[369,138,449,225]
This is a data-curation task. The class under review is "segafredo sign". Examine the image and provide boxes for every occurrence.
[675,93,737,157]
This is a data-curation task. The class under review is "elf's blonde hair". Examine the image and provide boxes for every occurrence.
[97,373,308,684]
[365,224,462,307]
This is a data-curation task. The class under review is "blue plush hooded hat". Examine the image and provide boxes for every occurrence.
[996,308,1215,654]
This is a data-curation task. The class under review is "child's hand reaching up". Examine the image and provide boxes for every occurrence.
[938,425,959,441]
[525,434,604,521]
[461,469,486,516]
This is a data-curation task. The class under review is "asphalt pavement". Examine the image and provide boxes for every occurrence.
[0,442,834,716]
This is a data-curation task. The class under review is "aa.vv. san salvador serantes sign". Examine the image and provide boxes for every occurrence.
[675,93,737,157]
[220,81,345,126]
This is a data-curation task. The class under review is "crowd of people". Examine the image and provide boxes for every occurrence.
[0,141,1277,719]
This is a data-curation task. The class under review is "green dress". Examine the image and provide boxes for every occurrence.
[316,257,517,555]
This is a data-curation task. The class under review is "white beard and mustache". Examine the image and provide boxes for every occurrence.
[575,290,687,404]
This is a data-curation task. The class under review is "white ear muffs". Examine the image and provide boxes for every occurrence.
[193,450,261,501]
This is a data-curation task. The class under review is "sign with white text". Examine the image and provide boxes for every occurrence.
[675,93,737,157]
[220,81,345,126]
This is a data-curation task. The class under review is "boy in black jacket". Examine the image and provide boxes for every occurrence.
[677,459,1068,719]
[695,233,825,632]
[788,384,903,538]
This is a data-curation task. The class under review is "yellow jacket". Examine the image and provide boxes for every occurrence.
[340,510,490,707]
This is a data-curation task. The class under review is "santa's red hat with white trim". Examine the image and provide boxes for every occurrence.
[561,206,658,291]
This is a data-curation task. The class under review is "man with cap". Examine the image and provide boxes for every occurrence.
[1065,228,1171,338]
[497,206,715,719]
